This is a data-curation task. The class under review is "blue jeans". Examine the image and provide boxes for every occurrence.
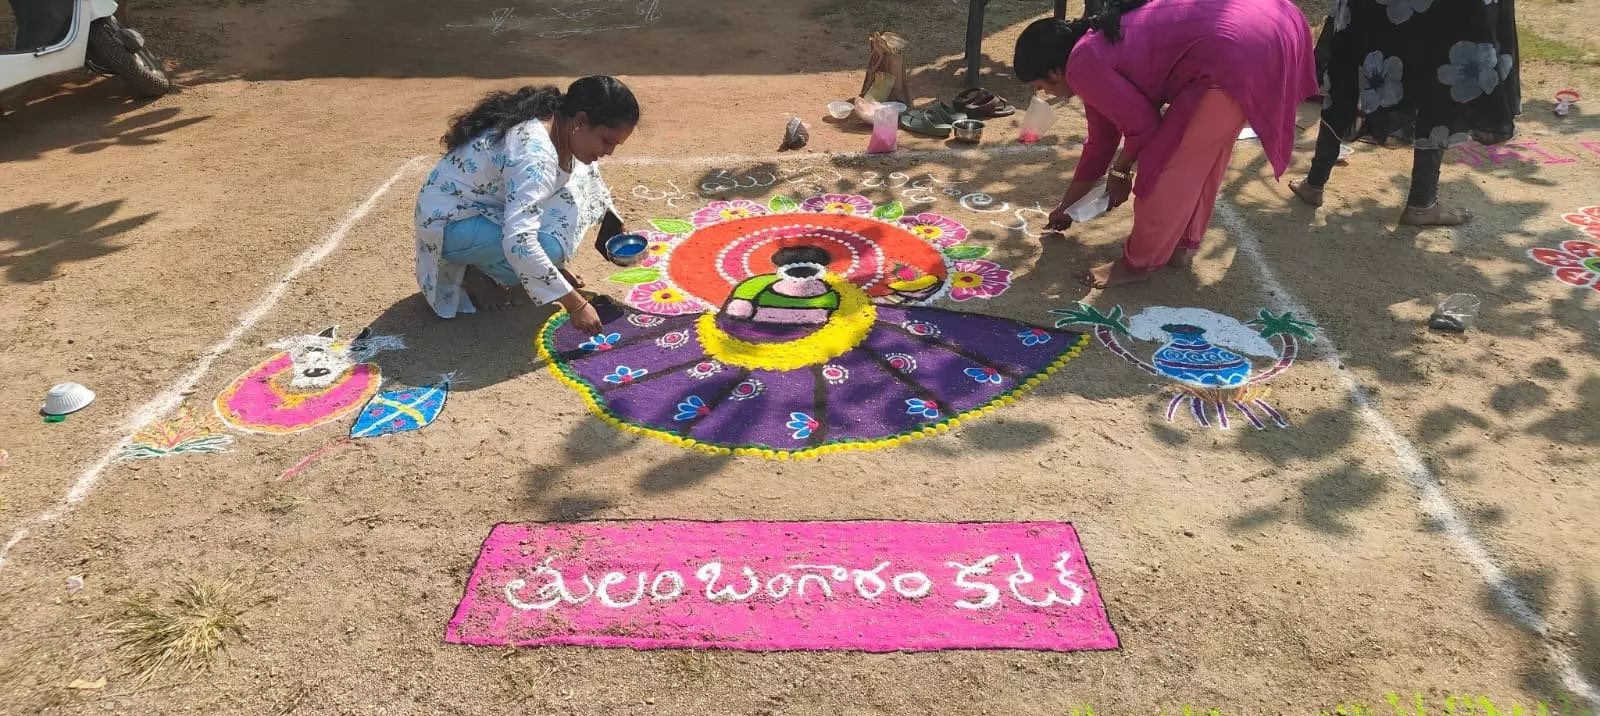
[440,216,569,288]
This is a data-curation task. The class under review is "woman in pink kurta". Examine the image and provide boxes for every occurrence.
[1013,0,1318,288]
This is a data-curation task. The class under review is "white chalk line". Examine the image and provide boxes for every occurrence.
[0,155,430,574]
[1215,202,1600,707]
[609,143,1074,168]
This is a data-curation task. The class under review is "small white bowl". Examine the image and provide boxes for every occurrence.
[826,101,854,119]
[882,101,907,114]
[42,382,95,416]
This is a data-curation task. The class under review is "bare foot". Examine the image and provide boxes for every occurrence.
[1400,203,1472,227]
[1078,260,1151,289]
[461,266,525,312]
[1289,180,1324,208]
[561,268,586,290]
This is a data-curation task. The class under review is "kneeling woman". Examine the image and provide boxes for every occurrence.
[415,76,639,335]
[1013,0,1317,288]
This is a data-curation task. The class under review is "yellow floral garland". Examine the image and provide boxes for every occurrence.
[694,275,877,371]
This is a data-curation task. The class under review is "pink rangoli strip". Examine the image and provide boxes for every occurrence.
[445,520,1119,652]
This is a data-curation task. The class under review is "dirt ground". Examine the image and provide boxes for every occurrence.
[1,0,1598,713]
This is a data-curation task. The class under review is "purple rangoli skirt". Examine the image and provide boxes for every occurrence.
[540,305,1085,454]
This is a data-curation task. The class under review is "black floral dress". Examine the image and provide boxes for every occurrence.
[1316,0,1521,150]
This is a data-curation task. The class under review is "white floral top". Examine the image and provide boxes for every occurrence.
[414,120,573,317]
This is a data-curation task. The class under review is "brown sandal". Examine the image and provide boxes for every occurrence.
[1289,180,1324,208]
[954,88,1017,118]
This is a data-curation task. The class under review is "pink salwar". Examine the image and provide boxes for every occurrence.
[1120,88,1246,272]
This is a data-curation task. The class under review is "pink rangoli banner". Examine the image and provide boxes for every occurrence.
[445,520,1119,652]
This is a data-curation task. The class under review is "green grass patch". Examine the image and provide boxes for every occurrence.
[1520,27,1600,66]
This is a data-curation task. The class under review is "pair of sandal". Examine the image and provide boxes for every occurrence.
[900,88,1016,138]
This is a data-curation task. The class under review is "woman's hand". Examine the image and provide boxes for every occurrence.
[560,291,605,335]
[1046,179,1101,232]
[1046,205,1074,232]
[1106,173,1132,209]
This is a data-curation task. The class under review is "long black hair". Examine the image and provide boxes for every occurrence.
[441,75,640,151]
[1012,0,1149,83]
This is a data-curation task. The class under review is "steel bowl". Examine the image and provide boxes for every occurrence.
[604,233,650,267]
[952,118,985,143]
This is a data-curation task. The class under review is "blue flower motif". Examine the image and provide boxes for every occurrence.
[1358,51,1404,113]
[1437,41,1513,103]
[491,152,511,170]
[1376,0,1433,24]
[905,399,941,420]
[425,167,442,185]
[603,366,647,384]
[509,241,536,258]
[460,158,479,173]
[1017,328,1052,346]
[675,396,710,421]
[786,412,819,440]
[964,367,1004,385]
[579,333,621,352]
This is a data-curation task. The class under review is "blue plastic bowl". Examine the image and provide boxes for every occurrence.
[604,233,649,266]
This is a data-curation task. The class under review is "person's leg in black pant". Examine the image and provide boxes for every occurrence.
[1290,123,1343,207]
[1399,147,1473,225]
[1404,147,1441,209]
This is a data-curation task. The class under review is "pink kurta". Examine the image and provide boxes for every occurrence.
[1065,0,1318,195]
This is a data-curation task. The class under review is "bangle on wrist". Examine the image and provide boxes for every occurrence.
[1108,168,1133,180]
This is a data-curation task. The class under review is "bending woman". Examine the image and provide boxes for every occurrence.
[1289,0,1519,225]
[1013,0,1317,288]
[415,76,639,335]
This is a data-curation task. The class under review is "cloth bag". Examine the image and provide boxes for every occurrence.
[860,31,911,106]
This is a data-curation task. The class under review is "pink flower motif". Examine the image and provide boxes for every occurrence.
[1528,239,1600,291]
[800,193,873,216]
[897,213,969,248]
[626,281,705,315]
[638,231,677,268]
[947,259,1012,301]
[689,199,769,227]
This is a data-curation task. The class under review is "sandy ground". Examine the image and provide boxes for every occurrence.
[1,0,1598,713]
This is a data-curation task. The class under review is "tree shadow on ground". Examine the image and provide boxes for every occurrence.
[130,0,1068,84]
[1225,463,1387,536]
[0,200,152,283]
[0,79,208,162]
[1218,122,1600,707]
[516,413,737,519]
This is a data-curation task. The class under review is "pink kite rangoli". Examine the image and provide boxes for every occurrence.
[446,520,1119,652]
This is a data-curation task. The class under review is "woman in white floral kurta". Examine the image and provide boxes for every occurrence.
[415,77,639,335]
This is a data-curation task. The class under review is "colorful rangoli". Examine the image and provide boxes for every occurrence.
[214,326,404,435]
[541,194,1087,458]
[1054,304,1317,430]
[121,408,234,460]
[1528,208,1600,292]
